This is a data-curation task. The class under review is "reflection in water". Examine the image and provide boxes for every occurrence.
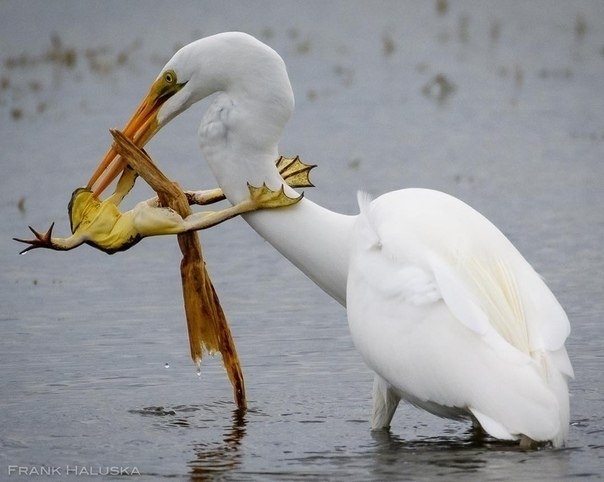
[2,2,604,479]
[189,408,247,480]
[129,403,248,479]
[371,425,531,450]
[371,428,488,477]
[369,428,573,480]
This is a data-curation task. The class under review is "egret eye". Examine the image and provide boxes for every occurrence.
[164,70,176,84]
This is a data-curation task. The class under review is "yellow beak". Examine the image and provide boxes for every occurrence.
[87,71,184,197]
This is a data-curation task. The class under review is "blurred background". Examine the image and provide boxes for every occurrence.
[1,1,603,480]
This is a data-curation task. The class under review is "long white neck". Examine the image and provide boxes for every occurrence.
[201,100,354,305]
[243,198,354,305]
[173,32,354,304]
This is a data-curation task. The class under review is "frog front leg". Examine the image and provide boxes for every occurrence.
[105,166,138,207]
[13,223,88,254]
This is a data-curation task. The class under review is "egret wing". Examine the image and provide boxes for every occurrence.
[367,189,571,370]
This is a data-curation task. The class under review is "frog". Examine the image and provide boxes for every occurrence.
[15,156,314,254]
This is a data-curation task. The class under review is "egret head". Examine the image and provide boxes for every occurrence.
[87,32,293,197]
[86,63,190,196]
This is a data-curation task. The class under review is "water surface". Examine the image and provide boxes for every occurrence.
[1,1,603,480]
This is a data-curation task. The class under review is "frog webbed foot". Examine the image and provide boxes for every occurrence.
[247,183,303,209]
[276,156,316,188]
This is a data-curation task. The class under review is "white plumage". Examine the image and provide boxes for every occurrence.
[90,32,573,447]
[348,189,572,446]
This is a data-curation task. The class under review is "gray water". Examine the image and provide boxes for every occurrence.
[1,1,603,480]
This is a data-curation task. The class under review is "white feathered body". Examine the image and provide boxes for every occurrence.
[152,32,573,447]
[347,188,573,446]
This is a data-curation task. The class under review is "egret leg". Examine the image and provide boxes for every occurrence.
[469,414,487,444]
[371,375,401,430]
[519,434,537,450]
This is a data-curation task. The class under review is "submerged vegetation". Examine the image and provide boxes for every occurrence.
[1,33,142,122]
[0,4,598,126]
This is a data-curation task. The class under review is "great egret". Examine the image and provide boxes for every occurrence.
[85,32,572,447]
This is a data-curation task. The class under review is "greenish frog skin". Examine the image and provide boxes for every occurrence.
[67,186,161,254]
[28,168,188,254]
[15,156,312,254]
